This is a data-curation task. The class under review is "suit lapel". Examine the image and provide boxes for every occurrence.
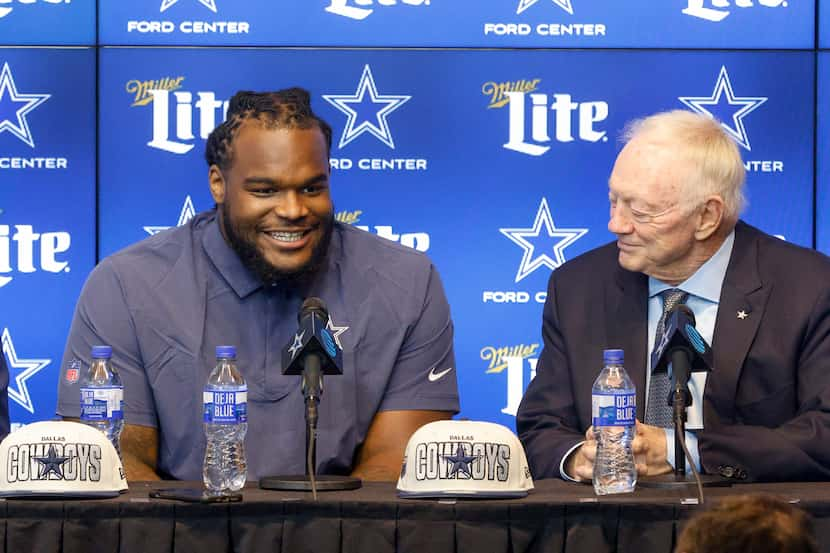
[606,263,649,421]
[708,222,770,422]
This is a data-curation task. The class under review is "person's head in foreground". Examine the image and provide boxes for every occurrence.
[675,494,819,553]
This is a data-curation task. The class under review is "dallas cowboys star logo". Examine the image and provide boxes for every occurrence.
[443,443,480,479]
[2,328,50,414]
[322,65,411,149]
[516,0,573,15]
[160,0,217,13]
[288,331,305,359]
[500,198,588,283]
[144,195,197,236]
[33,444,70,480]
[0,63,50,148]
[326,317,349,350]
[678,65,767,151]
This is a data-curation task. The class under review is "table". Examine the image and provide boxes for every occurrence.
[2,479,829,553]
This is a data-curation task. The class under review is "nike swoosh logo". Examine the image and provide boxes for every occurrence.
[428,367,454,382]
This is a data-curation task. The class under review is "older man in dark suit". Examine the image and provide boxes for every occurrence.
[517,110,830,483]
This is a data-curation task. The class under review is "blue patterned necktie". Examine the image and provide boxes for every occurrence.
[644,288,689,428]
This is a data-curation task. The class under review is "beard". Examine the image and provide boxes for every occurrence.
[221,202,334,290]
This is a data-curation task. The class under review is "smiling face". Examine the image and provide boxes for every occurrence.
[607,137,704,284]
[210,121,334,286]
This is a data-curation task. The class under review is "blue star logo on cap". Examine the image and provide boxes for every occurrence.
[679,66,767,151]
[160,0,217,13]
[3,328,50,414]
[33,444,70,480]
[0,63,50,148]
[516,0,573,15]
[500,198,588,283]
[443,444,480,479]
[323,65,411,150]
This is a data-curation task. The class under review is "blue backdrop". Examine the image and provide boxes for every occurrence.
[98,0,813,48]
[0,1,827,433]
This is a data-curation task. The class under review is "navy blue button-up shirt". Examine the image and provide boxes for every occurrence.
[57,211,458,480]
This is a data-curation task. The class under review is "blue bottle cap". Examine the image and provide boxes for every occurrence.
[91,345,112,359]
[215,345,236,359]
[603,348,624,364]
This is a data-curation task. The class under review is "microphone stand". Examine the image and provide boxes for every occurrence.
[259,353,361,496]
[303,353,322,499]
[671,348,692,477]
[639,348,729,496]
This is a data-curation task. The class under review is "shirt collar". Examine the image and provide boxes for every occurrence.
[648,230,735,303]
[202,214,263,299]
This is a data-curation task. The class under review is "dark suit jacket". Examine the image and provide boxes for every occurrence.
[0,351,8,440]
[517,221,830,482]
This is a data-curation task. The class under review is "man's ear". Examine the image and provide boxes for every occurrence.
[209,165,226,204]
[694,195,725,241]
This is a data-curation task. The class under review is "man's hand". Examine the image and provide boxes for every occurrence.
[565,421,672,481]
[633,420,672,476]
[564,427,597,482]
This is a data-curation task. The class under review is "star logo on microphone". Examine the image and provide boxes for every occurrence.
[651,324,672,368]
[3,328,51,414]
[144,195,197,236]
[288,330,305,360]
[160,0,217,13]
[322,64,411,149]
[443,443,480,479]
[516,0,573,15]
[500,198,588,282]
[33,444,70,480]
[678,65,767,151]
[326,318,349,350]
[0,62,50,148]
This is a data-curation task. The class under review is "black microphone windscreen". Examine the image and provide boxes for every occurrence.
[670,303,696,327]
[299,297,329,323]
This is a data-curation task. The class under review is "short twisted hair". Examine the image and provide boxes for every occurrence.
[205,88,332,171]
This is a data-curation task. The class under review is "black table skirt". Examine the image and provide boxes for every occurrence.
[2,480,829,553]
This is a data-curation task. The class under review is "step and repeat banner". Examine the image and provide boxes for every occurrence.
[0,48,96,428]
[98,0,812,48]
[0,0,825,431]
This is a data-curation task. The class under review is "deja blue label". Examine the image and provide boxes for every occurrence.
[592,392,635,427]
[79,386,124,421]
[203,387,248,424]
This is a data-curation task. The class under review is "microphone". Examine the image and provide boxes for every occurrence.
[282,297,343,380]
[651,303,713,479]
[261,297,361,496]
[651,303,713,377]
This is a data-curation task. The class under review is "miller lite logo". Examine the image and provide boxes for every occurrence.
[145,88,229,154]
[496,87,609,156]
[682,0,787,22]
[0,225,72,288]
[481,344,540,417]
[0,0,71,19]
[126,76,185,107]
[324,0,429,21]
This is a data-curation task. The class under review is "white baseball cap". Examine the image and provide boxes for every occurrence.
[397,420,534,499]
[0,421,128,498]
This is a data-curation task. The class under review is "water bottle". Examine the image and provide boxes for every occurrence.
[80,345,124,459]
[592,348,636,495]
[203,345,248,495]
